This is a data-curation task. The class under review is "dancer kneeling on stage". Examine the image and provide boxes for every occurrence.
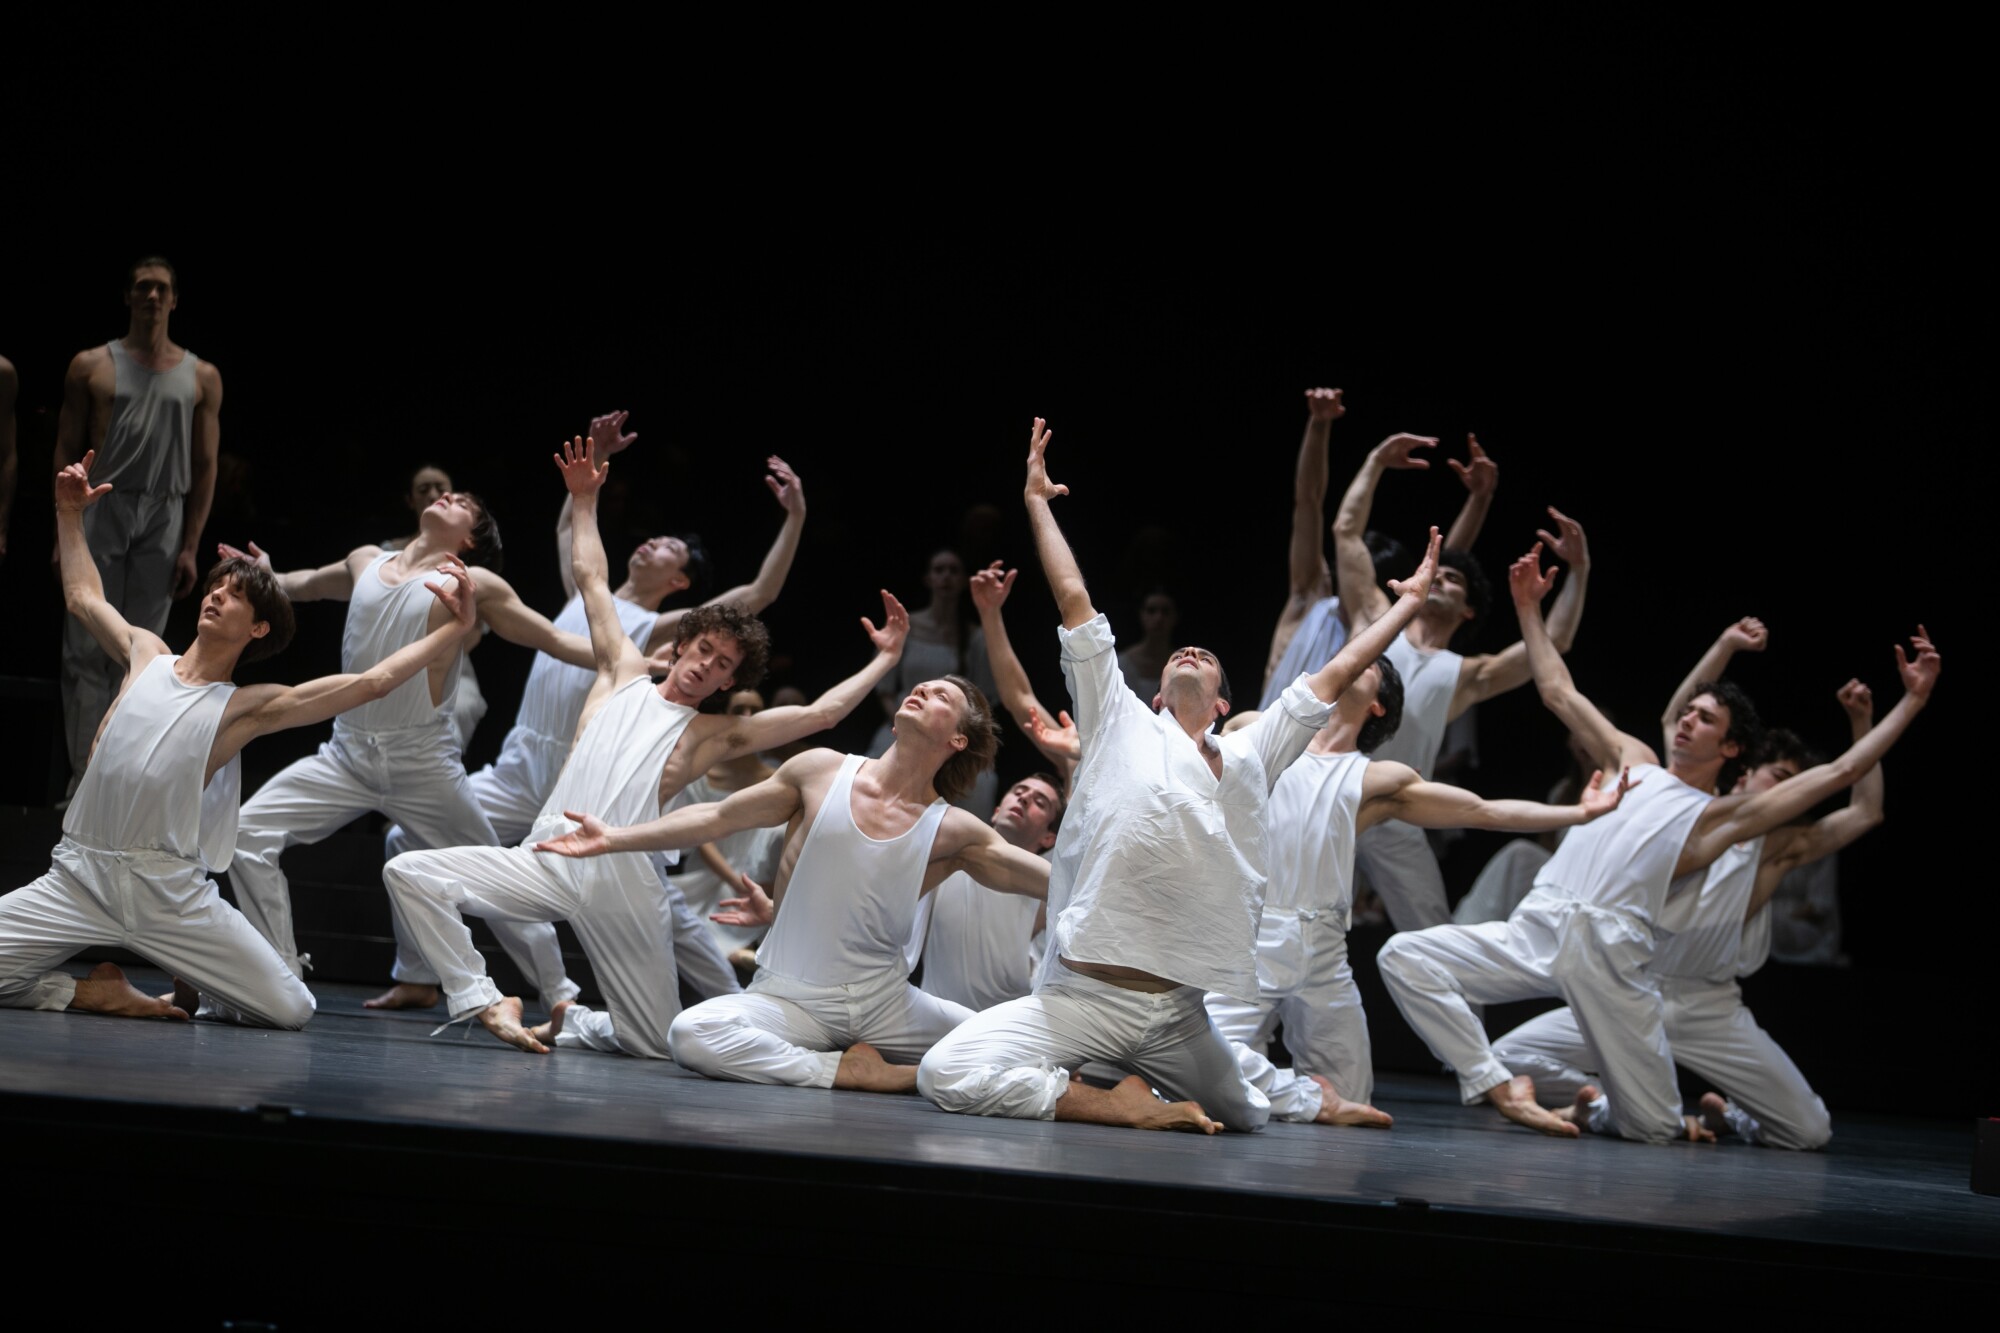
[0,452,475,1027]
[916,419,1437,1134]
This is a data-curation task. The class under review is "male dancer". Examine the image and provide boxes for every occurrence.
[1332,428,1587,930]
[916,419,1438,1134]
[0,452,471,1028]
[904,774,1065,1012]
[1496,637,1887,1150]
[384,437,915,1058]
[1378,546,1939,1142]
[968,560,1078,783]
[1211,656,1631,1128]
[219,478,592,1008]
[55,258,223,794]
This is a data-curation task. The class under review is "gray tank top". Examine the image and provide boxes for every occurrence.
[1260,596,1346,710]
[335,552,462,735]
[1370,634,1461,779]
[95,341,198,495]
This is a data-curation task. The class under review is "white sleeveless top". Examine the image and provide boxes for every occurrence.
[1371,634,1461,779]
[1259,595,1346,710]
[95,341,198,496]
[904,866,1042,1011]
[758,754,949,986]
[1262,748,1368,926]
[65,654,239,870]
[337,552,462,735]
[1531,764,1712,924]
[528,676,693,881]
[1651,837,1773,983]
[513,592,658,746]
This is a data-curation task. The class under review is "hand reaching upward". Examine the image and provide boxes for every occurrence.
[1535,506,1590,569]
[554,435,610,499]
[587,409,638,459]
[1024,417,1068,503]
[1508,542,1559,607]
[1305,387,1346,423]
[970,561,1018,616]
[55,450,113,513]
[765,455,805,514]
[1835,678,1874,726]
[216,540,273,570]
[1028,704,1081,763]
[1578,767,1639,821]
[1387,527,1443,601]
[713,873,777,928]
[1371,432,1438,471]
[1721,616,1769,655]
[1447,433,1498,496]
[1893,625,1940,700]
[861,589,910,658]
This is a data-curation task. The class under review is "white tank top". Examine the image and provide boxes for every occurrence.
[64,654,238,868]
[1532,764,1712,924]
[905,867,1041,1010]
[513,592,658,745]
[95,341,198,496]
[1260,596,1347,710]
[1651,836,1764,981]
[758,754,949,986]
[1262,748,1368,926]
[336,552,462,735]
[1371,634,1460,778]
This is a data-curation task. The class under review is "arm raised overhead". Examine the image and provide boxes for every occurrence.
[1510,542,1652,774]
[1747,680,1884,916]
[1331,431,1436,634]
[1023,417,1094,630]
[647,454,808,653]
[1452,507,1592,716]
[57,451,167,669]
[971,559,1077,780]
[1305,527,1440,705]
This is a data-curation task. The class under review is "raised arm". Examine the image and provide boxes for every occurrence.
[1510,542,1651,773]
[1749,681,1884,915]
[945,816,1052,901]
[1661,616,1767,749]
[555,408,639,602]
[1361,758,1633,834]
[56,452,162,667]
[1306,527,1440,704]
[556,434,647,686]
[970,560,1077,775]
[1264,388,1346,688]
[174,362,223,599]
[646,455,808,653]
[1685,629,1938,865]
[1023,417,1094,630]
[217,540,360,603]
[534,753,823,857]
[1442,433,1498,552]
[1332,432,1436,633]
[1451,507,1593,716]
[710,591,909,757]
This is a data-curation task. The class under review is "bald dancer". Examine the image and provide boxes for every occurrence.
[384,436,910,1057]
[1332,429,1587,931]
[916,419,1439,1134]
[1378,547,1940,1142]
[0,452,472,1029]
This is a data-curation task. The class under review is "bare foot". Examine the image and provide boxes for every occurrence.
[477,997,549,1054]
[1487,1074,1580,1138]
[833,1041,919,1093]
[72,962,188,1021]
[1308,1074,1393,1128]
[1056,1074,1221,1133]
[1698,1091,1731,1138]
[362,982,441,1010]
[527,998,574,1046]
[153,977,202,1016]
[1551,1082,1602,1126]
[1683,1113,1717,1143]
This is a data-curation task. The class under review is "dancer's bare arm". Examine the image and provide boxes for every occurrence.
[936,812,1051,900]
[1023,417,1094,630]
[217,539,368,602]
[1510,542,1653,774]
[56,451,168,671]
[1332,431,1437,635]
[476,570,595,668]
[1748,681,1884,915]
[1682,631,1937,870]
[1661,616,1767,751]
[1264,388,1344,691]
[1442,433,1498,552]
[556,409,639,601]
[536,751,837,857]
[971,560,1077,776]
[556,435,649,699]
[646,455,808,652]
[1452,508,1592,717]
[1359,758,1633,834]
[174,362,222,599]
[1306,528,1440,704]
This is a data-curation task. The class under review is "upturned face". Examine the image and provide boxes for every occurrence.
[419,491,482,549]
[1427,563,1475,624]
[893,677,970,752]
[1155,645,1228,722]
[991,776,1062,851]
[628,536,692,598]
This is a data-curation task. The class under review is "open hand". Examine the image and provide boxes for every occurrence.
[55,450,113,513]
[1535,506,1590,569]
[1835,678,1873,726]
[1387,527,1442,601]
[1508,542,1559,606]
[970,561,1017,616]
[861,589,910,658]
[1447,433,1498,496]
[1028,705,1081,763]
[587,409,638,459]
[1579,766,1639,821]
[1372,432,1438,471]
[424,554,479,631]
[713,872,777,927]
[216,539,273,570]
[554,435,609,498]
[1893,624,1940,700]
[533,810,615,858]
[1721,616,1768,654]
[765,455,805,514]
[1305,387,1346,423]
[1025,417,1068,503]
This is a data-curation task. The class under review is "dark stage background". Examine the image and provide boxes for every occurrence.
[1,209,1984,1113]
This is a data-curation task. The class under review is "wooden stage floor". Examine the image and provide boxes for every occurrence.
[4,968,1995,1323]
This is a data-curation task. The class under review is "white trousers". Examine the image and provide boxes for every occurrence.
[918,969,1270,1131]
[1492,977,1832,1150]
[1377,895,1685,1143]
[1354,820,1452,933]
[1206,909,1371,1105]
[61,490,182,791]
[669,965,972,1087]
[0,839,315,1030]
[383,843,680,1060]
[230,727,567,995]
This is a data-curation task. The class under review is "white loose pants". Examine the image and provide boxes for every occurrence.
[1493,977,1831,1150]
[231,727,566,996]
[383,843,680,1060]
[1377,896,1686,1144]
[668,966,972,1087]
[61,490,182,792]
[1206,909,1372,1105]
[0,840,315,1030]
[1354,820,1452,933]
[918,969,1271,1131]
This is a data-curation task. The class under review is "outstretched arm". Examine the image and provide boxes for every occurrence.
[970,560,1077,776]
[477,569,596,669]
[1686,630,1938,866]
[714,591,909,756]
[1331,432,1436,635]
[535,755,817,857]
[1749,681,1884,915]
[556,434,648,687]
[1661,616,1767,750]
[1023,418,1094,629]
[1306,528,1440,704]
[56,451,162,667]
[217,539,361,602]
[556,408,639,602]
[1265,388,1345,688]
[947,817,1052,901]
[1451,507,1592,716]
[1443,433,1498,552]
[647,455,808,652]
[1361,758,1634,834]
[1510,543,1651,773]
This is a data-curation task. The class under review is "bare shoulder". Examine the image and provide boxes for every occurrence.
[1362,759,1419,798]
[196,359,223,396]
[222,680,286,719]
[0,354,15,385]
[934,805,996,853]
[68,345,111,383]
[347,544,384,571]
[469,566,517,598]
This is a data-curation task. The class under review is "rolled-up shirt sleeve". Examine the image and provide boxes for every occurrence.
[1058,613,1136,743]
[1243,672,1335,793]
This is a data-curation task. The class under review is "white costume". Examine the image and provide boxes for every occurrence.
[1351,635,1460,932]
[672,771,787,956]
[62,342,199,792]
[904,865,1041,1012]
[919,613,1332,1132]
[667,754,973,1085]
[1378,765,1711,1143]
[229,552,566,995]
[384,675,695,1058]
[1259,595,1345,710]
[1,655,314,1029]
[1493,838,1832,1149]
[1207,748,1371,1118]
